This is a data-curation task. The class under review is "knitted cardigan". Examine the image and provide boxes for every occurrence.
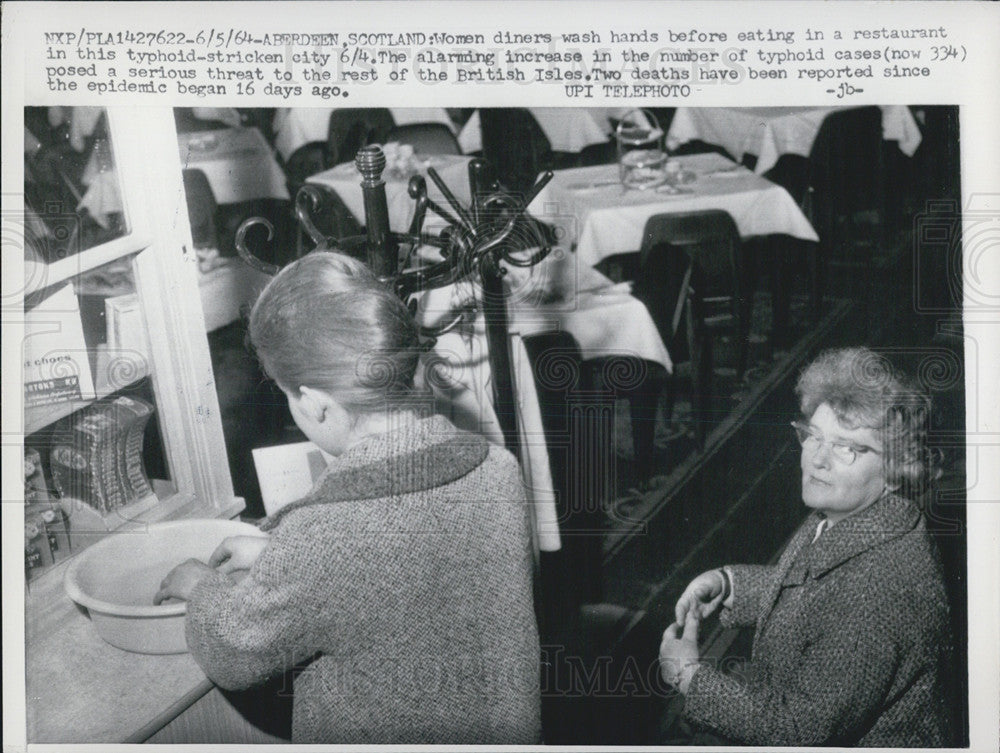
[185,414,542,744]
[683,493,954,746]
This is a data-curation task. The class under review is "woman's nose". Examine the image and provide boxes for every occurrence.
[807,439,833,467]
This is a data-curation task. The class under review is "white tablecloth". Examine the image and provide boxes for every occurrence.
[273,108,455,161]
[458,107,650,154]
[415,250,671,552]
[527,152,819,268]
[178,127,290,203]
[307,154,472,233]
[666,106,923,175]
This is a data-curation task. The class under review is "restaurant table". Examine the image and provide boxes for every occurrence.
[415,249,672,553]
[177,127,290,204]
[307,153,473,233]
[527,152,819,269]
[272,107,455,161]
[458,107,647,154]
[666,106,923,175]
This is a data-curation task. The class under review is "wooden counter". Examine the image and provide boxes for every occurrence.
[25,540,286,743]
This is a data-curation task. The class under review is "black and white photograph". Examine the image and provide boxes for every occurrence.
[4,2,999,750]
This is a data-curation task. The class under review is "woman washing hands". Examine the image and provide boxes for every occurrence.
[154,535,270,604]
[152,251,540,744]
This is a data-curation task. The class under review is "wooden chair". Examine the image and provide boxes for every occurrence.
[632,210,750,448]
[326,108,395,166]
[806,106,886,254]
[386,122,461,155]
[765,107,886,317]
[282,142,329,193]
[181,169,218,249]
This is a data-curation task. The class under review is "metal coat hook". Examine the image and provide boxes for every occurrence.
[235,217,280,276]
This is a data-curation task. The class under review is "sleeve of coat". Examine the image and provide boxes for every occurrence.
[682,595,913,746]
[183,519,355,691]
[718,564,774,629]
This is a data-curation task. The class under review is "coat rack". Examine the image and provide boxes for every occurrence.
[235,145,554,457]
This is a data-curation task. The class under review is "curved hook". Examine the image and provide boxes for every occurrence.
[501,245,552,268]
[394,260,464,300]
[406,175,430,238]
[295,185,332,246]
[235,217,281,276]
[469,192,522,264]
[474,189,553,268]
[417,309,467,341]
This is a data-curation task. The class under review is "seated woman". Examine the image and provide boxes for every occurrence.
[659,346,954,746]
[156,251,541,744]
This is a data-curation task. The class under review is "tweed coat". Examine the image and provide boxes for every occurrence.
[185,414,541,744]
[683,493,954,746]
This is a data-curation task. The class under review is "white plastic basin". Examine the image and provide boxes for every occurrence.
[64,518,261,654]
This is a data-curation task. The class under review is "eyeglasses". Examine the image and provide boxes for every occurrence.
[791,421,882,466]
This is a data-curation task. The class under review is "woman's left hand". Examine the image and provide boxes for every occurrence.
[659,611,703,694]
[154,559,214,605]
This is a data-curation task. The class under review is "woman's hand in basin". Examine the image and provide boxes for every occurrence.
[208,534,271,574]
[154,559,214,604]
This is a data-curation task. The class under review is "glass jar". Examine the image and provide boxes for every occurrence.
[616,109,667,190]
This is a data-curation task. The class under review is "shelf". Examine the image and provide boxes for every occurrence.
[27,232,155,296]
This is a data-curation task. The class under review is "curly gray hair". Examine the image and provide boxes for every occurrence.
[795,347,941,493]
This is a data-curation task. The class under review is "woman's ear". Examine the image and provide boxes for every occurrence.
[297,385,334,422]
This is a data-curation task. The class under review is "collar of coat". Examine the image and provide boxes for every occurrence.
[785,493,923,585]
[259,412,491,530]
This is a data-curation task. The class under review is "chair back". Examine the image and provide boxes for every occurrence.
[386,122,461,156]
[479,108,554,196]
[634,210,749,447]
[283,143,329,193]
[808,106,885,212]
[181,169,218,248]
[327,108,395,165]
[636,210,744,342]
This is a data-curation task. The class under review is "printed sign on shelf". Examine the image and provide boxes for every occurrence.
[24,283,96,409]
